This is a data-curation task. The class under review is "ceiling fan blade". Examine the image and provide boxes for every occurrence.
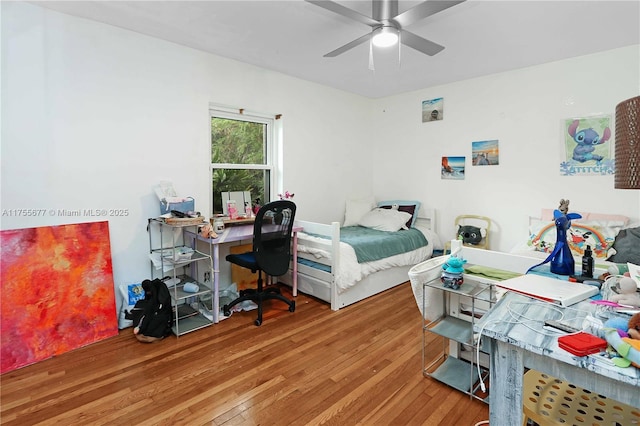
[323,32,372,57]
[400,30,445,56]
[393,0,466,28]
[306,0,381,27]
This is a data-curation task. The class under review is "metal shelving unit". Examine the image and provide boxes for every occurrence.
[148,218,214,336]
[422,273,497,403]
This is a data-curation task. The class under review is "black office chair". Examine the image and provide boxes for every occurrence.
[223,200,297,326]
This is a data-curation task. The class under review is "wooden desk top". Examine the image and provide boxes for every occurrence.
[209,216,255,226]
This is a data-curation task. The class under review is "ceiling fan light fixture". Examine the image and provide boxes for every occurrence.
[372,26,399,47]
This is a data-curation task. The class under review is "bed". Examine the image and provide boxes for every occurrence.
[280,201,442,311]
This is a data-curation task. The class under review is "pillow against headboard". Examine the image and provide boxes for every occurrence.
[527,218,624,260]
[343,196,376,227]
[378,200,421,228]
[358,208,412,232]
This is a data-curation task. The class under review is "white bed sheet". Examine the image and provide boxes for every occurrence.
[298,227,438,294]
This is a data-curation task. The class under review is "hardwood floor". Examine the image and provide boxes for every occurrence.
[1,283,489,425]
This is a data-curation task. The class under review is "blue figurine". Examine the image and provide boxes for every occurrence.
[441,254,467,290]
[528,199,582,275]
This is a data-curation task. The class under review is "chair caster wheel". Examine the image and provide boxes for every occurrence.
[289,301,296,312]
[254,318,262,326]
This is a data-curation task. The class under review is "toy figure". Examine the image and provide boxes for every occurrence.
[526,199,582,275]
[609,276,640,308]
[550,200,582,275]
[603,313,640,368]
[568,119,610,163]
[441,254,467,289]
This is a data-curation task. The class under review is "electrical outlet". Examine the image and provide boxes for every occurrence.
[204,271,211,282]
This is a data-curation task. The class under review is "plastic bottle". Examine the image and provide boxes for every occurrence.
[227,200,237,220]
[581,245,594,278]
[245,201,253,218]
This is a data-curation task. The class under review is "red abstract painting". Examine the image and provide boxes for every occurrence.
[1,221,118,374]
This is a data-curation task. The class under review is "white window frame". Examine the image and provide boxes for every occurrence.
[209,104,283,213]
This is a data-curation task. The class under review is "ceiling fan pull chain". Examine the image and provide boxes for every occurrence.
[368,38,375,71]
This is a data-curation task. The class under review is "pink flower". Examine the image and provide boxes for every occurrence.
[278,191,295,200]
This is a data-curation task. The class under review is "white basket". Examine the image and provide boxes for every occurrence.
[408,256,448,321]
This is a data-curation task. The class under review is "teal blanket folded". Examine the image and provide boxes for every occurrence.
[338,226,428,263]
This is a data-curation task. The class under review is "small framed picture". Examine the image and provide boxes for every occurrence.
[472,140,499,166]
[422,97,443,122]
[442,156,465,180]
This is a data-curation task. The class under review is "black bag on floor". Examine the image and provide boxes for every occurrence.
[125,278,173,341]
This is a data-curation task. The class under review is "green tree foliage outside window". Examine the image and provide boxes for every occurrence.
[211,117,269,214]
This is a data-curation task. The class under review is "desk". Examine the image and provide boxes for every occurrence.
[209,216,255,227]
[476,292,640,424]
[191,224,302,323]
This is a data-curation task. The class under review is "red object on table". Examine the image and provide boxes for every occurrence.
[558,332,608,356]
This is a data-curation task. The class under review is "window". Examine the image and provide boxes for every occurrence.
[210,106,281,215]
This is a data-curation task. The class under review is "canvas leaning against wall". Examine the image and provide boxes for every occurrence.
[560,115,614,176]
[0,221,118,373]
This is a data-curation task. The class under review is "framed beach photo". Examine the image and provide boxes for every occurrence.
[422,97,443,122]
[442,156,465,180]
[472,140,499,166]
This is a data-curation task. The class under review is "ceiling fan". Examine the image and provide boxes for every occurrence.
[306,0,466,57]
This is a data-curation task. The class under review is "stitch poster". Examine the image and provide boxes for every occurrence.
[560,115,614,176]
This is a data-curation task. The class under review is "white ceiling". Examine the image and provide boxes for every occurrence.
[29,0,640,99]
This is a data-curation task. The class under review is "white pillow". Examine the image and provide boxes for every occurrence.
[358,208,412,232]
[344,196,376,227]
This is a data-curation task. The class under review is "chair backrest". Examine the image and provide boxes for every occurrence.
[253,200,297,277]
[455,214,491,249]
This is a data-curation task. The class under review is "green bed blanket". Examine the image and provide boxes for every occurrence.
[337,226,428,263]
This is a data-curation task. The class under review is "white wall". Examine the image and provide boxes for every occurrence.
[1,2,372,288]
[372,46,640,251]
[2,2,639,294]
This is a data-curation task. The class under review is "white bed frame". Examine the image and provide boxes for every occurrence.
[280,209,437,311]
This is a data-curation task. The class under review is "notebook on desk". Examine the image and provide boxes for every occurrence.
[496,274,599,306]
